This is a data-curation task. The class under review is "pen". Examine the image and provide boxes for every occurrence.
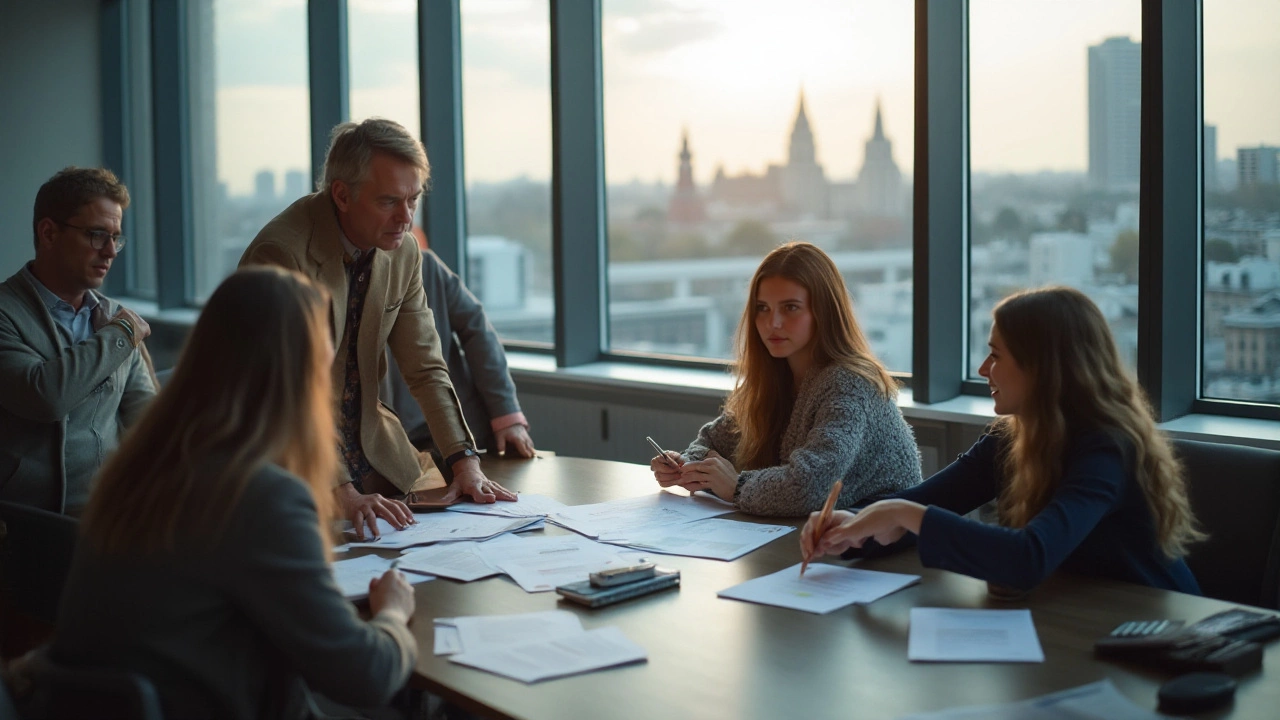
[800,479,843,578]
[646,436,680,469]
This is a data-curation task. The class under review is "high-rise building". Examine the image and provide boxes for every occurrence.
[779,91,828,218]
[667,129,706,224]
[254,169,276,204]
[284,168,308,199]
[1088,36,1141,191]
[1205,124,1218,192]
[853,99,904,217]
[1238,146,1280,188]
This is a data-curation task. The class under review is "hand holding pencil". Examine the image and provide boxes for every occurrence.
[799,480,843,577]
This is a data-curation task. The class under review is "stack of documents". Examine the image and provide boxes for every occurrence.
[395,534,522,582]
[435,610,647,683]
[602,517,794,561]
[717,563,920,614]
[907,608,1044,663]
[445,493,569,518]
[473,534,648,592]
[550,491,735,539]
[342,512,544,550]
[329,555,433,600]
[896,679,1163,719]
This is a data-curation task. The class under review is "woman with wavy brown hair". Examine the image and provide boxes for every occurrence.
[53,267,417,719]
[803,286,1203,594]
[650,241,921,516]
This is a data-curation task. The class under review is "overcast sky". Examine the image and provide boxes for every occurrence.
[210,0,1280,195]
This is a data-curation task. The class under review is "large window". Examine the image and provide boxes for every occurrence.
[189,0,310,302]
[1202,0,1280,404]
[601,0,914,369]
[461,0,553,346]
[968,1,1142,375]
[349,0,420,140]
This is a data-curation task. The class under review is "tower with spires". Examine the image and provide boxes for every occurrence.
[853,99,904,217]
[780,90,828,218]
[667,129,706,224]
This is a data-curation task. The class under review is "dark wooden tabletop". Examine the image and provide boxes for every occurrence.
[377,455,1279,720]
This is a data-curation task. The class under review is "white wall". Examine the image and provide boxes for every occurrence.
[0,0,103,278]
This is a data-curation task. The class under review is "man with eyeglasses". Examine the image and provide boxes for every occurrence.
[0,167,157,514]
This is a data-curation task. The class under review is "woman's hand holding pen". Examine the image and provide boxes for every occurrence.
[650,451,686,487]
[368,566,416,624]
[801,500,926,558]
[677,450,739,502]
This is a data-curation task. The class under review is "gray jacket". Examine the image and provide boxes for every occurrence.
[52,464,417,720]
[383,250,522,452]
[0,269,155,513]
[684,364,922,517]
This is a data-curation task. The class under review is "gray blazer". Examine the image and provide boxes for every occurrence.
[383,250,522,452]
[52,464,417,720]
[684,364,922,517]
[0,269,155,513]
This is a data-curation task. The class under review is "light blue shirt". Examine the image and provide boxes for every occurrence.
[21,264,100,346]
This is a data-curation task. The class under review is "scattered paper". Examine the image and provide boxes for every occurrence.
[329,554,433,600]
[433,610,584,656]
[397,541,501,582]
[603,518,793,561]
[896,679,1163,719]
[445,493,570,518]
[550,491,735,539]
[449,626,647,684]
[717,563,920,614]
[908,608,1045,663]
[344,513,544,550]
[475,534,647,593]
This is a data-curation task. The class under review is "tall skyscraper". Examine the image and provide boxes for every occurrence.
[1088,36,1141,191]
[1204,124,1218,192]
[667,129,706,224]
[853,99,904,217]
[284,169,308,200]
[1238,146,1280,188]
[254,169,276,204]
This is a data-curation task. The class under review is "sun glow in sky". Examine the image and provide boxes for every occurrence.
[210,0,1280,195]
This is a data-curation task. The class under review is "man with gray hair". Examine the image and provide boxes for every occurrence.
[240,118,514,540]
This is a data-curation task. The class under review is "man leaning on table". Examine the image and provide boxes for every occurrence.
[239,117,515,540]
[0,167,157,514]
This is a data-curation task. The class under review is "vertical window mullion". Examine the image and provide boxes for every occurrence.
[150,0,192,309]
[419,0,467,276]
[550,0,605,367]
[308,0,349,186]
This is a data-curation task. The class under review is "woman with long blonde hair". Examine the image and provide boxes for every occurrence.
[650,241,921,516]
[803,286,1203,593]
[53,267,417,719]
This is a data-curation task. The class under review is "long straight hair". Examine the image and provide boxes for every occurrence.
[81,267,338,557]
[991,287,1204,558]
[725,242,896,470]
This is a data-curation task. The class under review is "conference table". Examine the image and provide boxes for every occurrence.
[382,455,1279,719]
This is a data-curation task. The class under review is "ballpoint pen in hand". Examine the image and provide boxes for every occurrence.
[800,479,843,578]
[646,436,680,469]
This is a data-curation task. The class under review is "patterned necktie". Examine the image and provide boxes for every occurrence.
[338,250,377,491]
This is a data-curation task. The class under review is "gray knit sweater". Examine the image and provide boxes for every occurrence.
[682,364,922,517]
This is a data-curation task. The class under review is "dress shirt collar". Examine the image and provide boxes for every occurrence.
[21,262,99,316]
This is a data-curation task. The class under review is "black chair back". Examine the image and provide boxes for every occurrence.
[24,663,164,720]
[1174,438,1280,609]
[0,501,79,624]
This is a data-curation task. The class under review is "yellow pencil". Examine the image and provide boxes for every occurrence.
[800,479,843,577]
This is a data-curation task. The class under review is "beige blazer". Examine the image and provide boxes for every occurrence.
[238,192,474,492]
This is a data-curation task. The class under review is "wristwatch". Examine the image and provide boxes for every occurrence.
[444,447,478,469]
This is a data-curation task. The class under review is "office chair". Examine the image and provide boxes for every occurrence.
[0,501,79,625]
[1174,438,1280,609]
[23,663,164,720]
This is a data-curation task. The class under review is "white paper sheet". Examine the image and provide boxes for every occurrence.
[602,517,793,561]
[550,491,735,539]
[896,680,1164,719]
[474,534,647,592]
[344,513,544,550]
[907,608,1045,663]
[396,542,501,582]
[329,555,433,600]
[717,563,920,614]
[448,626,647,683]
[445,493,570,518]
[432,610,584,656]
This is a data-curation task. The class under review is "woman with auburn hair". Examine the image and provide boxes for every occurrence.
[650,241,921,516]
[53,267,417,719]
[803,286,1203,594]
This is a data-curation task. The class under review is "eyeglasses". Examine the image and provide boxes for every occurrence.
[60,222,127,252]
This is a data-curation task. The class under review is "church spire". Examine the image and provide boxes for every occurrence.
[873,97,884,139]
[788,89,816,166]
